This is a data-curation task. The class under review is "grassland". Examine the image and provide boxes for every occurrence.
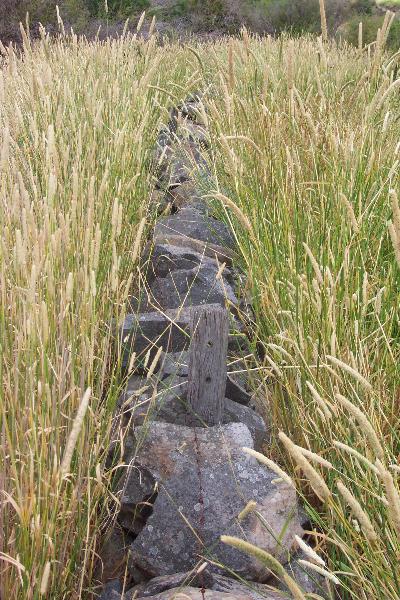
[1,12,400,600]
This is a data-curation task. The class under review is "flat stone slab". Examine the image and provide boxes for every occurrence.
[144,243,231,285]
[126,571,284,600]
[128,422,303,581]
[155,208,236,251]
[145,265,238,312]
[153,233,236,266]
[125,587,260,600]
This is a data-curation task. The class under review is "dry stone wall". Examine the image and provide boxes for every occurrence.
[98,95,329,600]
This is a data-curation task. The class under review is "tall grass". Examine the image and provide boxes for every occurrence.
[0,28,198,599]
[203,27,400,599]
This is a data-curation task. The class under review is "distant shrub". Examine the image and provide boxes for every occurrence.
[85,0,150,17]
[341,14,400,52]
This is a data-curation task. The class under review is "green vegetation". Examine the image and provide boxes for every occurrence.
[1,6,400,600]
[205,24,400,599]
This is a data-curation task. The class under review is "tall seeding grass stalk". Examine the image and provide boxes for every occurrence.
[0,25,200,599]
[204,21,400,600]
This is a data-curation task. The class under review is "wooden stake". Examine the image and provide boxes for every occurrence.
[187,305,229,426]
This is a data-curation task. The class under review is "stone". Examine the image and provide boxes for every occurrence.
[120,375,266,447]
[180,97,207,125]
[128,422,303,581]
[95,525,133,585]
[117,375,153,411]
[126,572,284,600]
[160,351,189,379]
[168,181,210,213]
[119,306,246,369]
[117,465,157,536]
[146,264,238,312]
[157,142,209,189]
[125,570,214,598]
[127,588,257,600]
[153,233,236,266]
[98,579,123,600]
[224,398,268,450]
[144,243,222,285]
[226,373,252,406]
[100,590,122,600]
[159,353,252,407]
[211,575,285,600]
[154,208,236,251]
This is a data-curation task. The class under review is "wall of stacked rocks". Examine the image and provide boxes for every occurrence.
[97,96,330,600]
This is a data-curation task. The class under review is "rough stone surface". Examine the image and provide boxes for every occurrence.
[144,243,227,285]
[126,571,214,598]
[148,189,171,215]
[160,351,190,379]
[155,208,236,251]
[145,264,238,312]
[126,587,258,600]
[100,589,123,600]
[153,233,236,265]
[224,398,268,450]
[211,575,285,600]
[96,525,133,585]
[120,307,246,368]
[117,375,154,411]
[157,142,210,188]
[226,373,252,406]
[128,422,303,581]
[178,120,210,149]
[168,181,210,213]
[118,374,266,448]
[127,572,284,600]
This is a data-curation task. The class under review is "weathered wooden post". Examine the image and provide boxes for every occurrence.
[187,304,229,426]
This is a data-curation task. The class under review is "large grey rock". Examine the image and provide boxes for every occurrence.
[155,208,236,251]
[144,243,227,285]
[128,587,263,600]
[180,96,207,124]
[211,575,285,600]
[146,264,238,312]
[128,422,303,581]
[160,351,190,379]
[117,465,157,536]
[125,571,214,598]
[156,142,209,188]
[126,572,284,600]
[119,306,247,369]
[153,233,236,266]
[100,588,123,600]
[118,374,267,447]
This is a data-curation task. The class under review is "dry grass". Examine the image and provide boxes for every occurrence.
[0,27,200,599]
[205,26,400,600]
